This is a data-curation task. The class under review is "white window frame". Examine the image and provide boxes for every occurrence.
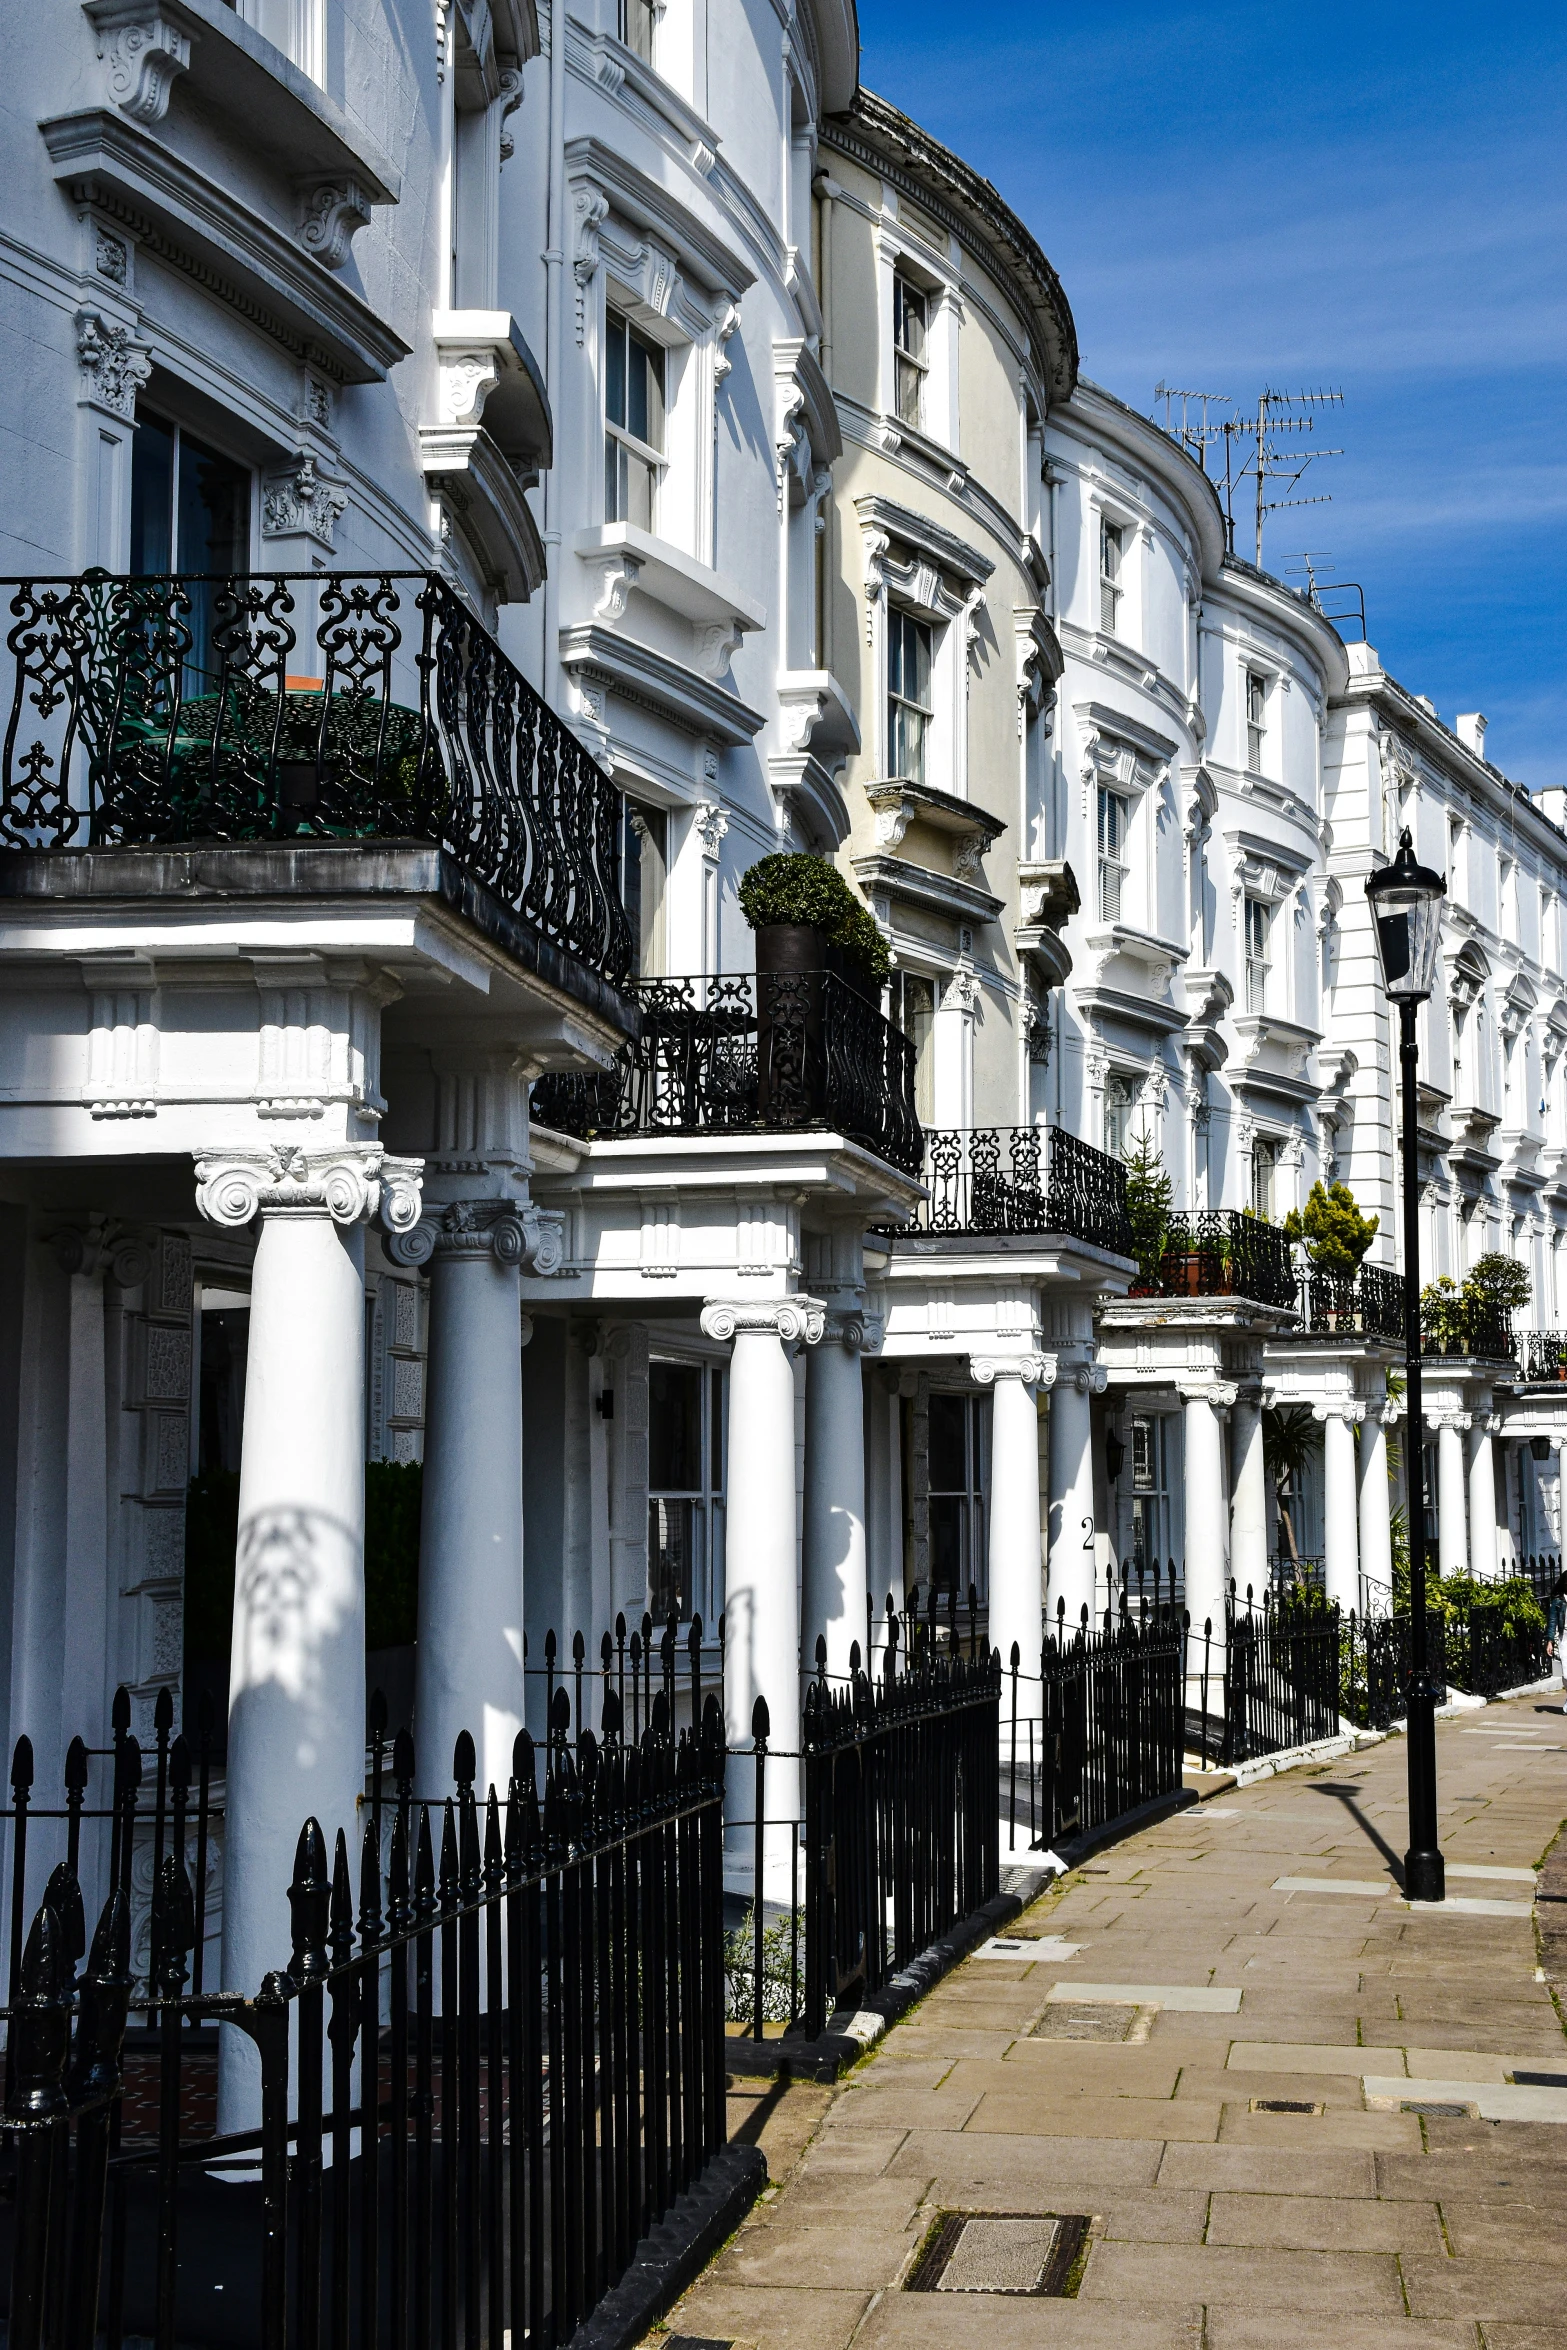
[603,304,668,533]
[1251,1134,1278,1220]
[887,604,934,783]
[1243,894,1272,1015]
[1246,670,1267,772]
[892,272,929,430]
[877,220,958,452]
[1098,786,1130,925]
[1099,517,1125,636]
[620,0,657,64]
[1103,1070,1133,1160]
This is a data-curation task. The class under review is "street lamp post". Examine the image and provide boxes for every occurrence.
[1366,828,1448,1903]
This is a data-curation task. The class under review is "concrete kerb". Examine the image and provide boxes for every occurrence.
[725,1875,1055,2083]
[561,2140,766,2350]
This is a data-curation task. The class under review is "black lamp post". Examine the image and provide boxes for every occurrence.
[1366,827,1448,1903]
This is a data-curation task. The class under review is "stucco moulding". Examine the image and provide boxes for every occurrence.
[42,108,408,384]
[82,0,399,200]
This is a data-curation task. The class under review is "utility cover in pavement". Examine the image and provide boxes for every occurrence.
[1031,2002,1135,2040]
[907,2213,1090,2295]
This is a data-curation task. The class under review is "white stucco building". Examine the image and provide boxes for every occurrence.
[0,0,1559,1989]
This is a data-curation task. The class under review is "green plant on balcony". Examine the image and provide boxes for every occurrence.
[737,852,891,984]
[1122,1125,1172,1289]
[1283,1180,1379,1277]
[1421,1255,1530,1356]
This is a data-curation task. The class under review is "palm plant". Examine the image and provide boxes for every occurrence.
[1262,1404,1322,1573]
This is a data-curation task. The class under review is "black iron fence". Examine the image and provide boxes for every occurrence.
[894,1126,1133,1257]
[1132,1211,1297,1308]
[1222,1590,1341,1762]
[0,1688,728,2350]
[532,969,921,1173]
[1000,1600,1186,1853]
[1296,1264,1406,1342]
[0,570,632,984]
[1342,1593,1555,1730]
[797,1642,998,2039]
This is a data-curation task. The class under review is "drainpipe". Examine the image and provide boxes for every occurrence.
[541,0,567,709]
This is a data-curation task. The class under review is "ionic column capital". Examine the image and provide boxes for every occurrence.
[383,1195,563,1274]
[701,1295,826,1347]
[193,1144,423,1234]
[49,1216,154,1287]
[1427,1408,1472,1433]
[1471,1411,1502,1437]
[971,1352,1056,1389]
[1313,1399,1366,1427]
[1178,1378,1238,1410]
[820,1308,865,1350]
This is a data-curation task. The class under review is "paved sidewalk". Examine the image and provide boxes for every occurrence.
[656,1690,1567,2350]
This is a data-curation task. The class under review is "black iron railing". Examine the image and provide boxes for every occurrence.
[1133,1210,1297,1308]
[1223,1589,1341,1761]
[998,1600,1186,1852]
[532,970,921,1172]
[1342,1593,1555,1729]
[0,571,632,983]
[1296,1264,1407,1341]
[1518,1332,1567,1383]
[1420,1295,1517,1361]
[0,1682,732,2350]
[797,1642,999,2039]
[898,1125,1133,1257]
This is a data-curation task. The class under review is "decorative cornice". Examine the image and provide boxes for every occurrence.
[970,1352,1055,1389]
[701,1297,826,1346]
[192,1145,422,1232]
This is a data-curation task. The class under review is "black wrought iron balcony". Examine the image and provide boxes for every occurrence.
[0,570,631,984]
[895,1125,1133,1257]
[1519,1330,1567,1384]
[530,970,921,1172]
[1132,1210,1298,1309]
[1421,1305,1517,1363]
[1296,1263,1408,1342]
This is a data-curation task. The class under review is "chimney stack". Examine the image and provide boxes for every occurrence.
[1456,712,1488,759]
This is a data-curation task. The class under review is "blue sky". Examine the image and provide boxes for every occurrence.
[856,1,1566,787]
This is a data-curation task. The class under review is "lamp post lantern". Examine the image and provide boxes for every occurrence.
[1366,827,1448,1903]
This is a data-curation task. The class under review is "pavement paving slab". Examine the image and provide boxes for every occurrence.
[650,1694,1567,2350]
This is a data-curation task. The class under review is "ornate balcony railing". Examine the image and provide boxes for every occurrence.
[895,1125,1133,1258]
[0,570,632,983]
[1132,1210,1297,1308]
[530,970,921,1172]
[1296,1263,1407,1342]
[1421,1307,1517,1362]
[1519,1330,1567,1383]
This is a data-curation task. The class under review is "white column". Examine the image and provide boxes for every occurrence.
[1180,1381,1235,1641]
[1433,1412,1471,1581]
[196,1145,421,2134]
[1316,1402,1364,1616]
[1467,1412,1500,1584]
[801,1310,868,1685]
[1357,1403,1396,1614]
[973,1353,1054,1721]
[1045,1358,1103,1634]
[393,1203,531,1802]
[702,1297,823,1894]
[1229,1387,1268,1601]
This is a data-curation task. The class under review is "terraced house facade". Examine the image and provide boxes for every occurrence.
[0,0,1560,1974]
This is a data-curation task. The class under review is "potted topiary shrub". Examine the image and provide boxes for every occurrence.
[737,852,890,992]
[737,853,891,1124]
[1283,1180,1379,1329]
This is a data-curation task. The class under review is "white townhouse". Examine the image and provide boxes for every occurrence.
[0,0,1563,2009]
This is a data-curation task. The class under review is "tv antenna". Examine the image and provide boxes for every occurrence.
[1281,550,1367,642]
[1234,387,1344,566]
[1153,383,1231,474]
